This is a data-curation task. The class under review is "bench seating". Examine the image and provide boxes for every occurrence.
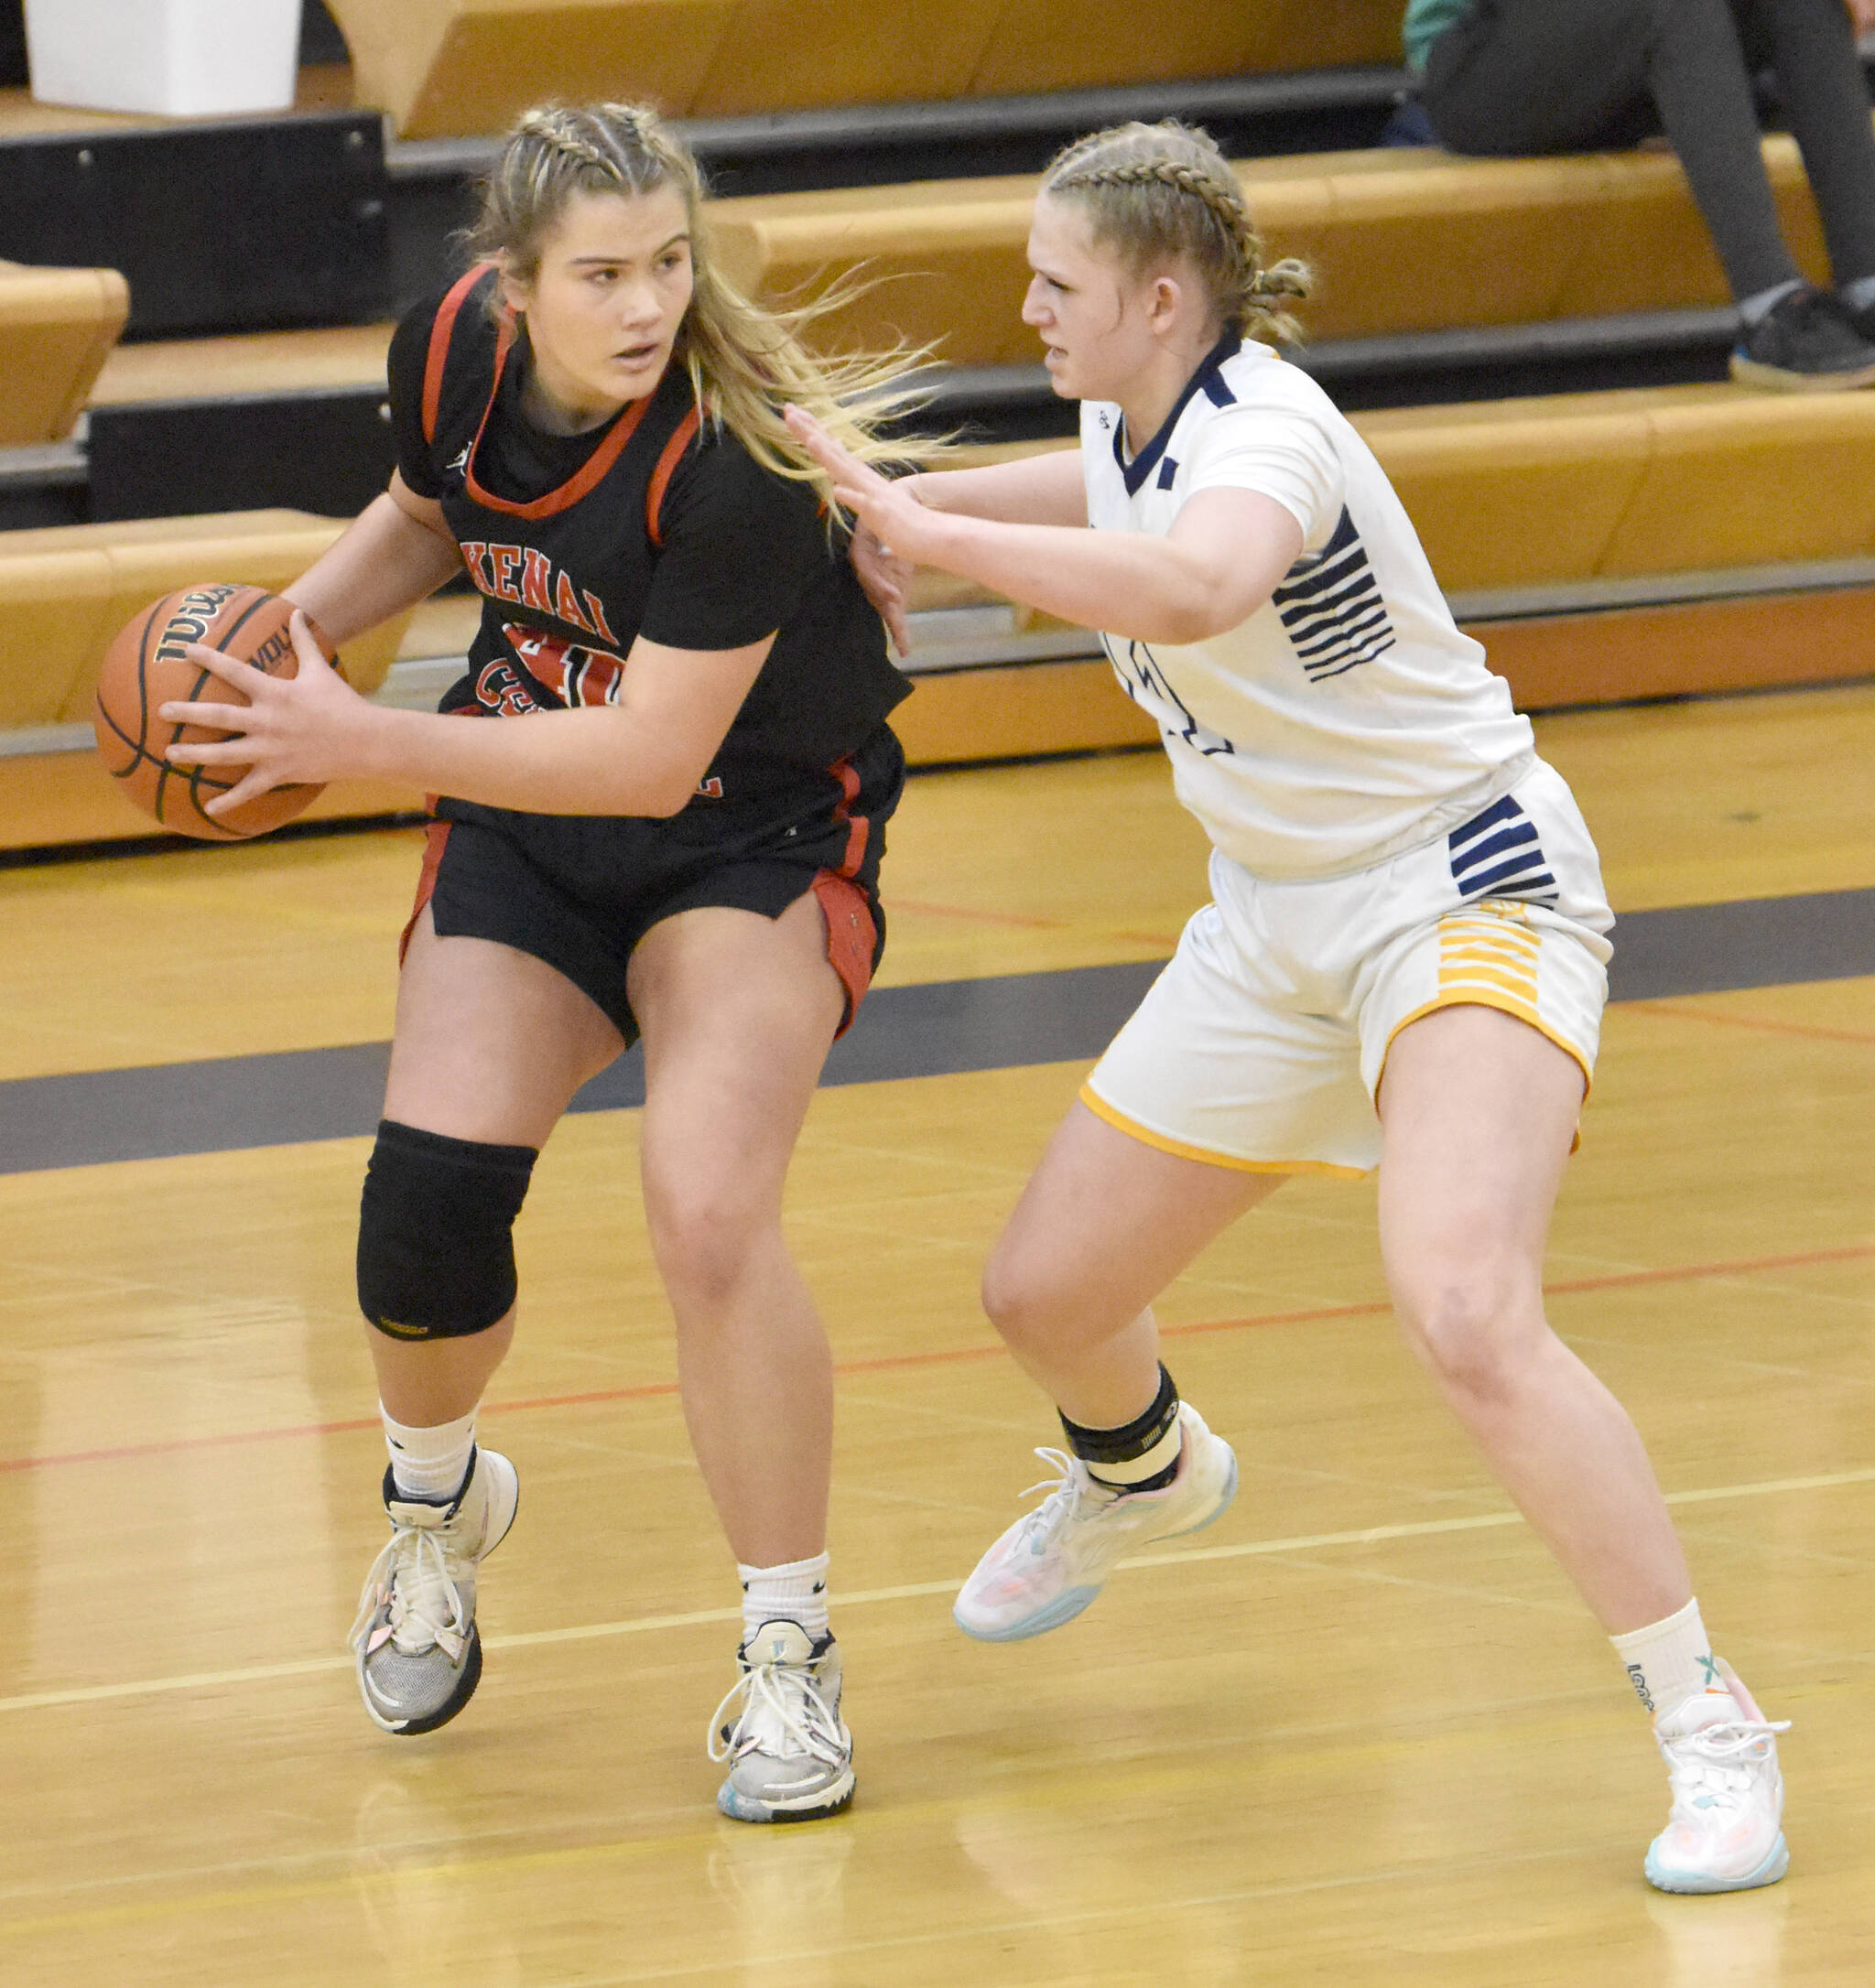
[709,131,1851,360]
[322,0,1400,138]
[0,262,129,447]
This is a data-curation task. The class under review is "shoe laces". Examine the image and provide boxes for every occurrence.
[1011,1447,1117,1556]
[1659,1712,1790,1818]
[708,1655,845,1770]
[350,1520,473,1664]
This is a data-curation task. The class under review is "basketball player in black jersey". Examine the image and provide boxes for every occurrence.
[161,103,934,1821]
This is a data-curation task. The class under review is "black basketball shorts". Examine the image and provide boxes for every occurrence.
[401,724,905,1046]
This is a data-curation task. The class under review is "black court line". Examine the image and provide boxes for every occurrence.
[2,887,1870,1178]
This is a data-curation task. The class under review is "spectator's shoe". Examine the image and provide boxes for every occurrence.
[350,1446,519,1735]
[953,1403,1237,1642]
[710,1620,855,1822]
[1644,1663,1791,1894]
[1731,285,1875,390]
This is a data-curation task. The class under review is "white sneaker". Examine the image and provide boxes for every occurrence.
[1644,1663,1791,1894]
[350,1446,520,1735]
[953,1401,1237,1642]
[709,1619,854,1823]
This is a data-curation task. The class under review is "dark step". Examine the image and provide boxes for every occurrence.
[0,111,391,340]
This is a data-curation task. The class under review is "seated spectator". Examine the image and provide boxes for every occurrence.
[1404,0,1875,387]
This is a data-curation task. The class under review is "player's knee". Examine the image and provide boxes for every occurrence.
[980,1238,1057,1345]
[642,1172,770,1309]
[357,1119,537,1340]
[1393,1267,1538,1408]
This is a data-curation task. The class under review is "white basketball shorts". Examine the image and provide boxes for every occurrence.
[1081,759,1614,1177]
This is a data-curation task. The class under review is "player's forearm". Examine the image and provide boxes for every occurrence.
[917,512,1241,645]
[284,494,463,649]
[901,450,1085,527]
[352,704,698,817]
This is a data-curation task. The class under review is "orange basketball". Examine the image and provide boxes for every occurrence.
[92,584,331,842]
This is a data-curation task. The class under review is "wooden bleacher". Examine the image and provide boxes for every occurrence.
[0,262,129,447]
[6,378,1869,848]
[5,24,1872,849]
[0,513,415,848]
[708,131,1857,361]
[894,383,1875,759]
[321,0,1401,138]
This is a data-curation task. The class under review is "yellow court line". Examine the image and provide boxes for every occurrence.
[2,1464,1870,1718]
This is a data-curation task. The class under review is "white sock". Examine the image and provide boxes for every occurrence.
[1841,273,1875,314]
[382,1404,477,1502]
[1610,1597,1720,1718]
[1738,277,1804,327]
[739,1552,830,1645]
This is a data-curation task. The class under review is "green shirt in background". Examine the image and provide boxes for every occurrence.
[1402,0,1478,72]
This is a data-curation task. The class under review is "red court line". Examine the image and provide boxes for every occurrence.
[1625,999,1875,1048]
[2,1242,1869,1475]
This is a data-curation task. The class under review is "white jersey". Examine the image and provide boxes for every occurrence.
[1081,336,1535,880]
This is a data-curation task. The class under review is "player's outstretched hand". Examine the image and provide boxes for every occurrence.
[850,524,915,654]
[159,610,374,816]
[784,405,948,585]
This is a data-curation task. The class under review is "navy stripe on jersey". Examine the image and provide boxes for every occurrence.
[1271,507,1396,681]
[1156,457,1178,490]
[1117,329,1243,495]
[1448,794,1557,902]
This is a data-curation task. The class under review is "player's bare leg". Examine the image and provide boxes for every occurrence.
[372,909,625,1420]
[956,1107,1279,1639]
[1378,1002,1787,1892]
[626,889,854,1820]
[1376,1003,1687,1626]
[352,910,624,1734]
[983,1103,1281,1426]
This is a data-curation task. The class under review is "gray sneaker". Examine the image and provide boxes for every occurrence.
[350,1446,520,1735]
[709,1620,854,1822]
[1731,285,1875,390]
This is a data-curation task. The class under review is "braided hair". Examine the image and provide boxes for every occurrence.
[458,102,938,495]
[1041,121,1310,345]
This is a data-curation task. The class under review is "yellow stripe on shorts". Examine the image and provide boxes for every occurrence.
[1436,904,1543,1023]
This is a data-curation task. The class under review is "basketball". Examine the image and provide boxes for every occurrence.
[92,584,331,842]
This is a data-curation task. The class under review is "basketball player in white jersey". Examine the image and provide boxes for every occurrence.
[786,120,1789,1893]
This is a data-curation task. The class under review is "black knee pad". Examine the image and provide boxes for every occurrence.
[357,1120,537,1340]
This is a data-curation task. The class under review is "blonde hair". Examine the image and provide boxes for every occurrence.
[1041,121,1310,345]
[463,102,936,492]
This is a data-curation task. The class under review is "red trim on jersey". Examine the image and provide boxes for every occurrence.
[461,316,656,521]
[813,752,875,1034]
[400,819,452,961]
[828,752,868,877]
[422,265,492,448]
[813,870,877,1038]
[645,405,701,547]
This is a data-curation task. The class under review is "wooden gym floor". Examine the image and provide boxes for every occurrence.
[0,681,1871,1984]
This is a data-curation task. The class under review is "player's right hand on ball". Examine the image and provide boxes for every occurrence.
[159,610,372,818]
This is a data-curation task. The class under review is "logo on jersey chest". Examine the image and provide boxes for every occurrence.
[458,540,621,648]
[498,621,625,709]
[1103,636,1236,758]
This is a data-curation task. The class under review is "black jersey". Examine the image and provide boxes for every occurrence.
[388,266,909,814]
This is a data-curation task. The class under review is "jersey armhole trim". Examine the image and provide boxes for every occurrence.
[422,265,493,448]
[645,405,702,547]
